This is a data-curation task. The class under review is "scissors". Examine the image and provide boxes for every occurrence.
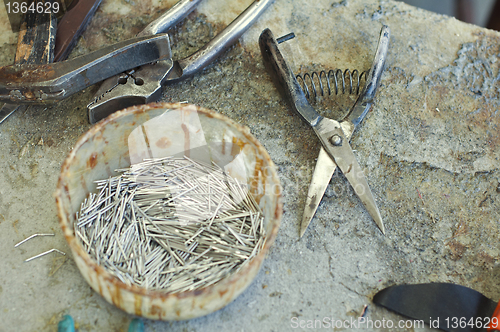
[259,26,390,237]
[87,0,274,123]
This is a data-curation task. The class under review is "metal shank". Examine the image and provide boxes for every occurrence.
[0,34,172,104]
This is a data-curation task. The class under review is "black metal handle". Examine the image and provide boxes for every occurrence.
[259,28,321,127]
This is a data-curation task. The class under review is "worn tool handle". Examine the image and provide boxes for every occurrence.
[15,10,57,64]
[168,0,275,83]
[258,28,320,126]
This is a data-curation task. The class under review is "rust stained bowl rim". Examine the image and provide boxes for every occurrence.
[55,102,283,301]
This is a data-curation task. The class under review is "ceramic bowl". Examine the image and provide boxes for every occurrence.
[55,102,282,320]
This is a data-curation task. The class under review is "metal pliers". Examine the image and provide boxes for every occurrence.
[0,0,104,125]
[87,0,274,123]
[0,35,172,104]
[259,27,390,237]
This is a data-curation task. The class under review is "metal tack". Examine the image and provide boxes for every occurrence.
[75,156,267,292]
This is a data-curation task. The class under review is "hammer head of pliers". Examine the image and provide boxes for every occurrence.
[87,58,173,123]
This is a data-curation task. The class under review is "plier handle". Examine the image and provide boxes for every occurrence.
[87,0,274,123]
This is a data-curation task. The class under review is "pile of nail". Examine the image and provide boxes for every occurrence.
[75,156,266,293]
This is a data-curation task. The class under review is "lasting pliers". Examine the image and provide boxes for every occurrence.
[87,0,274,123]
[259,26,390,237]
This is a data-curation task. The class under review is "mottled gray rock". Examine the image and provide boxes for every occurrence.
[0,0,498,331]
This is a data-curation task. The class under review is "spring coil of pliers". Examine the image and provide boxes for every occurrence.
[296,69,368,99]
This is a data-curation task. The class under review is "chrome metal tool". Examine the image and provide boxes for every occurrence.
[87,0,274,123]
[0,34,172,104]
[259,26,390,237]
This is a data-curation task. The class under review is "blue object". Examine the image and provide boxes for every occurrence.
[128,318,145,332]
[57,315,75,332]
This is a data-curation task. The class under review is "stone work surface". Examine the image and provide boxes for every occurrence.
[0,0,498,331]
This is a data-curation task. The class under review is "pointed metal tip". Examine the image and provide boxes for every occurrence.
[299,227,306,239]
[379,223,386,235]
[298,212,313,240]
[299,214,311,239]
[373,213,385,235]
[299,203,318,239]
[0,103,21,125]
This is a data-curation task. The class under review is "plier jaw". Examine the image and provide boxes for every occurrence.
[87,0,275,124]
[0,34,172,104]
[87,59,174,123]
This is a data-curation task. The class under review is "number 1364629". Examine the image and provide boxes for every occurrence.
[5,1,59,14]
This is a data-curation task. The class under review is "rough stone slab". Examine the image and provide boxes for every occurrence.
[0,0,498,331]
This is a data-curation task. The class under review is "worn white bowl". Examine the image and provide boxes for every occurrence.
[55,102,282,320]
